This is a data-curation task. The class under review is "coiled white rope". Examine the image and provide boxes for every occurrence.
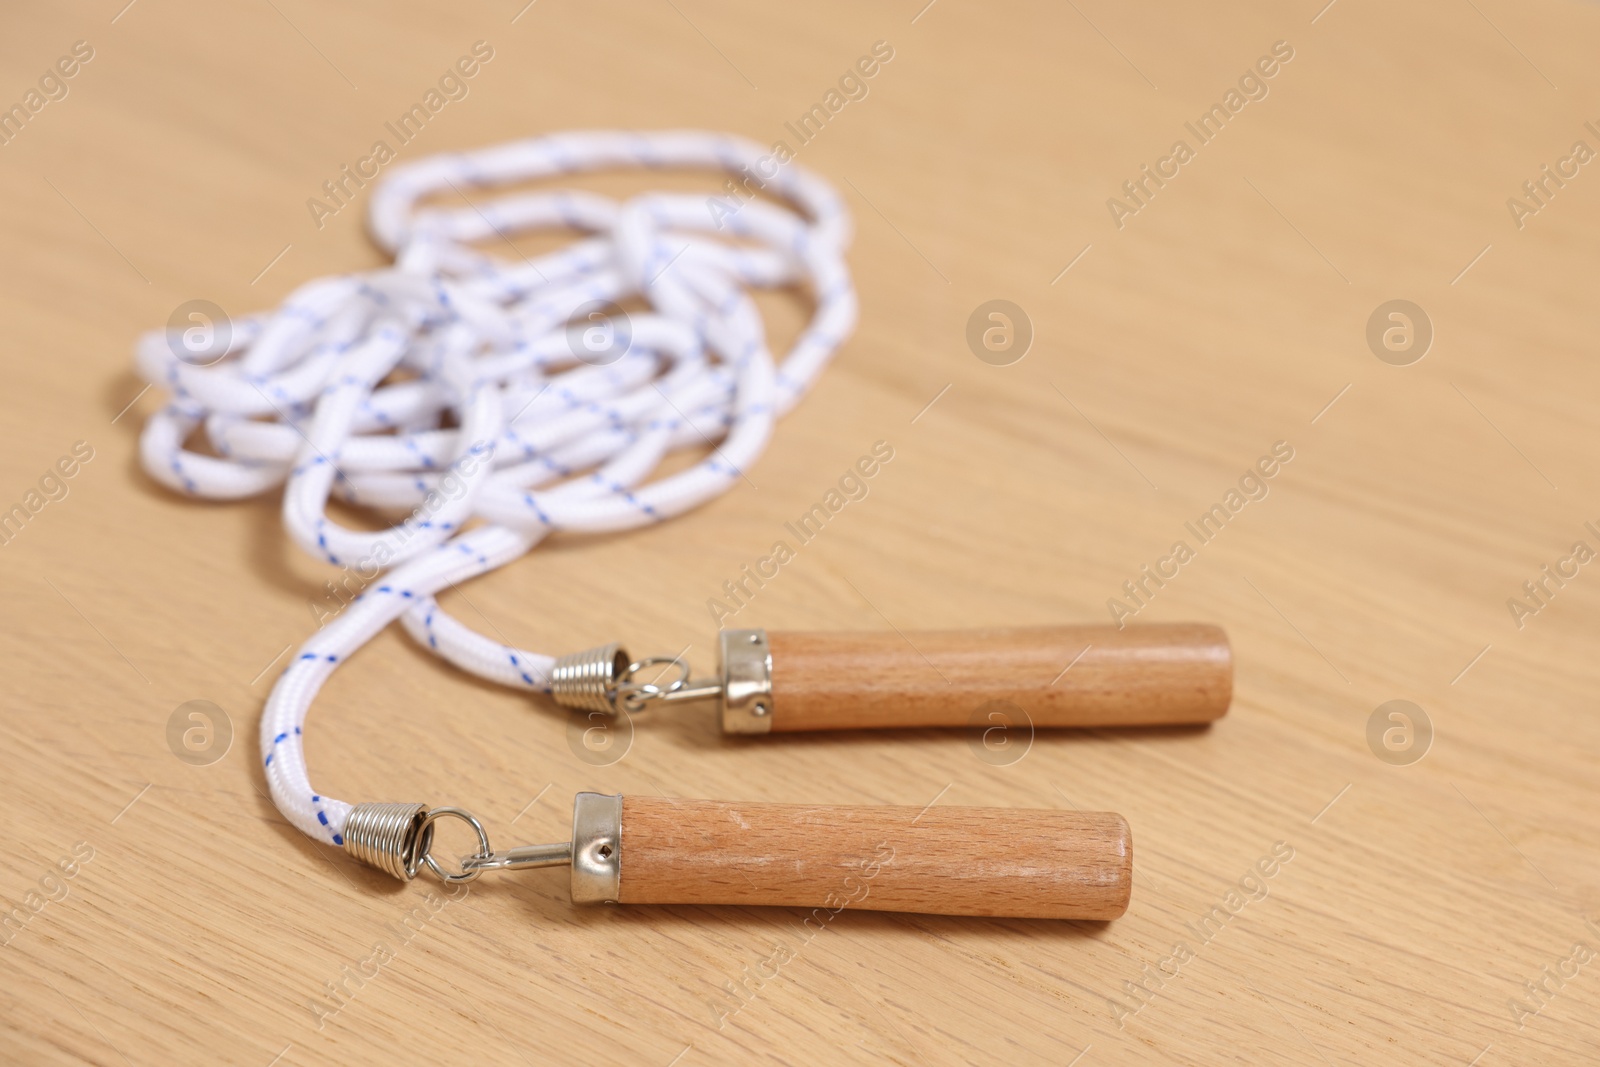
[134,131,857,847]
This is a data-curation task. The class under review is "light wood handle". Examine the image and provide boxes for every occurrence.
[617,796,1131,919]
[764,623,1230,732]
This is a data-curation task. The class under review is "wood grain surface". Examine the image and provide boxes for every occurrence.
[617,796,1132,920]
[764,623,1232,730]
[3,1,1600,1064]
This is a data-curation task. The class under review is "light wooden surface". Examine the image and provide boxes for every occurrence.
[3,0,1599,1063]
[765,623,1232,729]
[617,797,1132,920]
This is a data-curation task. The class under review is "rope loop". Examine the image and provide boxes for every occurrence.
[134,130,857,846]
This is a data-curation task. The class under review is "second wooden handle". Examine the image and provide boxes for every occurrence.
[617,796,1131,919]
[764,623,1230,732]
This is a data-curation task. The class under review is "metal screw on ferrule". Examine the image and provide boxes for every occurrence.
[718,629,774,734]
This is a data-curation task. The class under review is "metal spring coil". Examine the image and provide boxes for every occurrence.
[344,802,429,880]
[549,643,629,713]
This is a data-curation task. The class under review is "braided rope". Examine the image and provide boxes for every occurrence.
[133,130,857,846]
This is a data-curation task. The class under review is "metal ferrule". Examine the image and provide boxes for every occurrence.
[344,802,430,880]
[718,628,774,734]
[550,643,630,712]
[570,792,623,904]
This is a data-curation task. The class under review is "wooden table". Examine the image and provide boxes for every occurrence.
[3,1,1598,1063]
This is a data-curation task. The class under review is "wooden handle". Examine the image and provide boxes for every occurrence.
[764,623,1230,732]
[617,796,1131,919]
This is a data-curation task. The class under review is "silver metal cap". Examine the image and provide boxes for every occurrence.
[569,792,622,904]
[719,628,773,734]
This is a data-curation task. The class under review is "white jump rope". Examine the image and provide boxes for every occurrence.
[135,131,857,849]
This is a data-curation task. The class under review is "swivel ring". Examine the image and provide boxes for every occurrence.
[414,806,492,884]
[616,655,691,711]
